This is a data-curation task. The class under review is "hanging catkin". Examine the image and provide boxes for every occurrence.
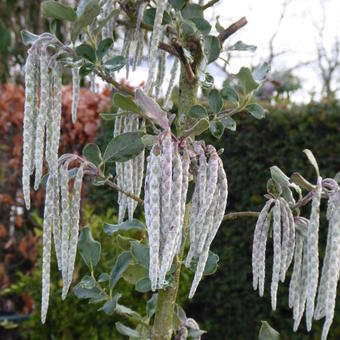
[279,198,290,283]
[164,58,179,108]
[305,176,322,331]
[71,66,80,124]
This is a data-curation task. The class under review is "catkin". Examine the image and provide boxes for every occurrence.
[147,146,162,291]
[65,164,84,293]
[305,176,322,331]
[33,48,49,190]
[41,173,54,323]
[279,198,290,283]
[164,58,179,108]
[271,199,281,311]
[52,174,62,271]
[71,66,80,124]
[252,199,274,291]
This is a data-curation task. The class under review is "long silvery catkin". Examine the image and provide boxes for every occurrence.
[279,198,290,283]
[252,199,274,291]
[144,156,151,228]
[284,200,295,272]
[159,143,182,286]
[22,49,38,209]
[155,48,166,99]
[52,174,62,271]
[320,190,340,340]
[271,199,281,311]
[60,164,70,299]
[160,129,172,247]
[33,48,49,190]
[118,117,128,222]
[147,146,162,291]
[164,58,179,108]
[144,0,167,93]
[114,115,123,206]
[71,66,80,124]
[124,116,134,220]
[41,173,54,323]
[196,146,219,254]
[258,212,272,297]
[66,164,84,293]
[305,176,322,331]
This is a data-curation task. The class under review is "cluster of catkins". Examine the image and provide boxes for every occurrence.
[144,135,228,295]
[252,176,340,339]
[114,114,145,222]
[22,34,82,323]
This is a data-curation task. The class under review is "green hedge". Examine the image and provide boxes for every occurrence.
[185,101,340,339]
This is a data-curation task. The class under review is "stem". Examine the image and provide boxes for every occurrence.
[223,211,260,220]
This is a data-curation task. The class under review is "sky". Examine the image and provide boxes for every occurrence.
[113,0,340,103]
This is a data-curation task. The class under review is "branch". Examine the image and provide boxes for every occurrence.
[202,0,220,10]
[218,17,248,44]
[223,211,259,221]
[105,179,144,206]
[172,41,196,83]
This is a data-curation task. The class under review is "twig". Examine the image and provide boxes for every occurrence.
[172,41,196,83]
[105,178,144,206]
[223,211,259,221]
[202,0,220,10]
[218,17,248,44]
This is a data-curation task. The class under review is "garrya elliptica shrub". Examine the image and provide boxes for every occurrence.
[18,0,339,338]
[252,151,340,340]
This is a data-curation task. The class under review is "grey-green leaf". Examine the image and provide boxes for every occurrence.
[303,149,320,177]
[21,30,39,46]
[123,264,148,284]
[258,321,280,340]
[246,103,265,119]
[98,272,110,283]
[182,118,210,138]
[75,43,96,62]
[208,89,223,113]
[131,241,149,269]
[110,251,133,289]
[41,1,77,22]
[222,117,237,131]
[190,17,211,35]
[253,62,270,82]
[204,35,221,64]
[115,322,140,338]
[182,4,203,19]
[229,40,257,52]
[83,143,102,166]
[78,227,101,269]
[135,277,152,293]
[221,83,239,104]
[209,120,225,139]
[98,293,120,315]
[97,38,113,60]
[103,55,127,72]
[104,219,145,236]
[113,93,140,113]
[188,105,208,119]
[143,8,171,26]
[146,294,158,318]
[236,67,259,94]
[189,251,219,275]
[103,132,145,162]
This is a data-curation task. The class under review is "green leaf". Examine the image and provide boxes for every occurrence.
[75,43,96,63]
[98,293,120,315]
[180,20,197,39]
[143,8,171,26]
[258,321,280,340]
[41,1,77,22]
[110,251,133,289]
[146,294,158,318]
[113,93,140,113]
[221,82,239,104]
[236,67,259,94]
[77,275,96,289]
[189,329,207,338]
[303,149,320,177]
[141,134,157,149]
[79,63,95,76]
[229,40,257,52]
[188,105,208,119]
[189,251,219,275]
[208,89,223,113]
[98,273,110,282]
[169,0,185,10]
[215,15,224,33]
[209,120,225,139]
[115,304,141,320]
[253,62,270,82]
[97,38,113,60]
[74,277,102,299]
[21,30,39,46]
[103,132,145,163]
[116,235,136,251]
[182,118,210,138]
[115,322,140,338]
[222,117,237,131]
[246,103,265,119]
[204,35,221,64]
[123,264,148,284]
[198,71,214,89]
[103,219,145,236]
[190,17,211,35]
[71,0,100,42]
[182,4,203,19]
[135,277,152,293]
[78,227,101,269]
[100,113,116,120]
[131,242,149,269]
[83,143,102,166]
[102,55,127,72]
